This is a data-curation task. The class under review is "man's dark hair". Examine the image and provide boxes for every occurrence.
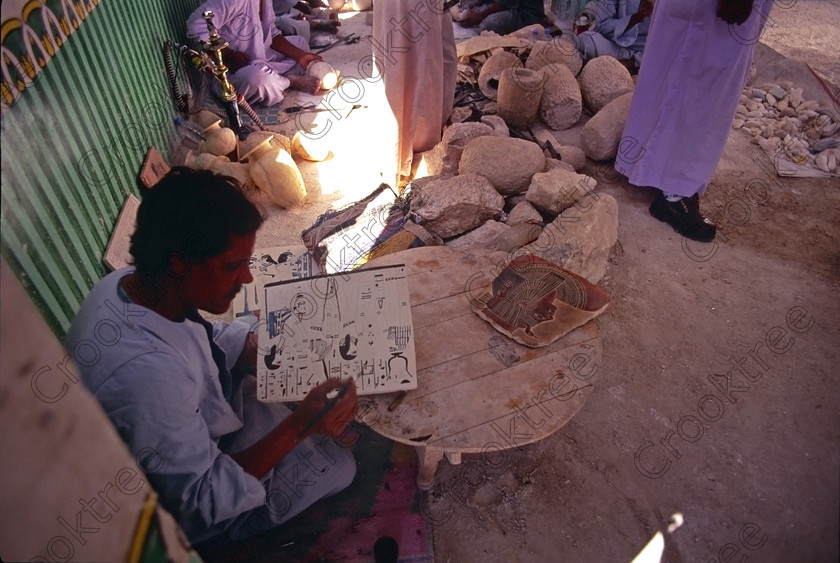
[130,167,264,276]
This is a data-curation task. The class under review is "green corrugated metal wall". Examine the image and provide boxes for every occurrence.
[1,0,200,338]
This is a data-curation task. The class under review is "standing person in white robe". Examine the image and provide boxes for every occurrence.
[615,0,772,242]
[188,0,323,106]
[372,0,458,188]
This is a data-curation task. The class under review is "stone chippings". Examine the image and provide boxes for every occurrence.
[733,81,840,175]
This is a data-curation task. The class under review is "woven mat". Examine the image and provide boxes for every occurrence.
[301,184,428,274]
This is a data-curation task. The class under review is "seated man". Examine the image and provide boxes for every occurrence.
[65,168,358,545]
[459,0,547,35]
[574,0,653,73]
[273,0,340,46]
[187,0,323,105]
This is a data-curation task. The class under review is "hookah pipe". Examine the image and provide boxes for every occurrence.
[162,39,266,133]
[199,11,246,141]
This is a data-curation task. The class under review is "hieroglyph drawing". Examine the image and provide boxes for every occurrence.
[257,264,417,402]
[231,246,320,320]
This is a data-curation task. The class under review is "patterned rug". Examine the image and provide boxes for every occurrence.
[197,425,433,563]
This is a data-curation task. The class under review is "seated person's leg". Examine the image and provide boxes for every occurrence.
[575,29,636,63]
[217,435,356,543]
[277,14,311,44]
[479,10,523,35]
[214,376,357,542]
[229,64,293,106]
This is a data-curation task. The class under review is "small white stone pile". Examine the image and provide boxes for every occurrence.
[733,81,840,175]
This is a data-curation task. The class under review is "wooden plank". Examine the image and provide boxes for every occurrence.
[362,246,603,455]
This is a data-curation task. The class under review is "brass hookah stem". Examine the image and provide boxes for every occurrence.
[201,11,244,139]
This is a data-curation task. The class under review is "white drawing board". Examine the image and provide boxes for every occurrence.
[257,264,417,402]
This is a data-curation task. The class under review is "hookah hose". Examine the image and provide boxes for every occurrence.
[238,93,266,131]
[162,40,189,113]
[161,40,266,132]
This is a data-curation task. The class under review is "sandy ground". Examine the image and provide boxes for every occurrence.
[250,2,839,561]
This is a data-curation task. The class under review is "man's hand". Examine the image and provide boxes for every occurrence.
[628,0,654,28]
[461,2,503,27]
[460,8,484,27]
[297,52,323,70]
[297,378,358,438]
[717,0,754,24]
[223,49,250,73]
[234,330,258,374]
[230,378,357,479]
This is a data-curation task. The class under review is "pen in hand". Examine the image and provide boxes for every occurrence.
[296,380,353,440]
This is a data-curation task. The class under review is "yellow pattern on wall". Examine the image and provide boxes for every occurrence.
[1,0,100,111]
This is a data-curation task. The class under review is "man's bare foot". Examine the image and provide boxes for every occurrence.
[288,75,322,94]
[310,19,340,32]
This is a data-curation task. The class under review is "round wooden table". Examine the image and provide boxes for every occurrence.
[360,246,602,490]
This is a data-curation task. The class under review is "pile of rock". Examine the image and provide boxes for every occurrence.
[733,81,840,175]
[410,124,618,283]
[464,33,637,162]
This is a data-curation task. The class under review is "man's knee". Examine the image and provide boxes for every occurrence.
[332,445,357,491]
[314,436,356,493]
[480,12,519,35]
[575,30,603,60]
[230,65,265,91]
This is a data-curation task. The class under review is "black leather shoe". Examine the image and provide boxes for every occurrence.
[649,192,717,242]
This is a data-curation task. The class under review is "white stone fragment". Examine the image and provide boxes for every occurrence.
[768,85,787,99]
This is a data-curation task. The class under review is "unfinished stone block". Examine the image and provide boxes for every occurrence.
[497,67,545,130]
[494,222,542,252]
[580,91,634,161]
[409,174,505,239]
[446,220,511,251]
[544,158,576,173]
[526,39,583,76]
[525,168,597,216]
[521,193,618,283]
[480,115,510,136]
[459,136,546,195]
[554,144,587,171]
[506,200,543,225]
[478,51,521,101]
[578,56,635,113]
[424,122,497,176]
[539,64,582,131]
